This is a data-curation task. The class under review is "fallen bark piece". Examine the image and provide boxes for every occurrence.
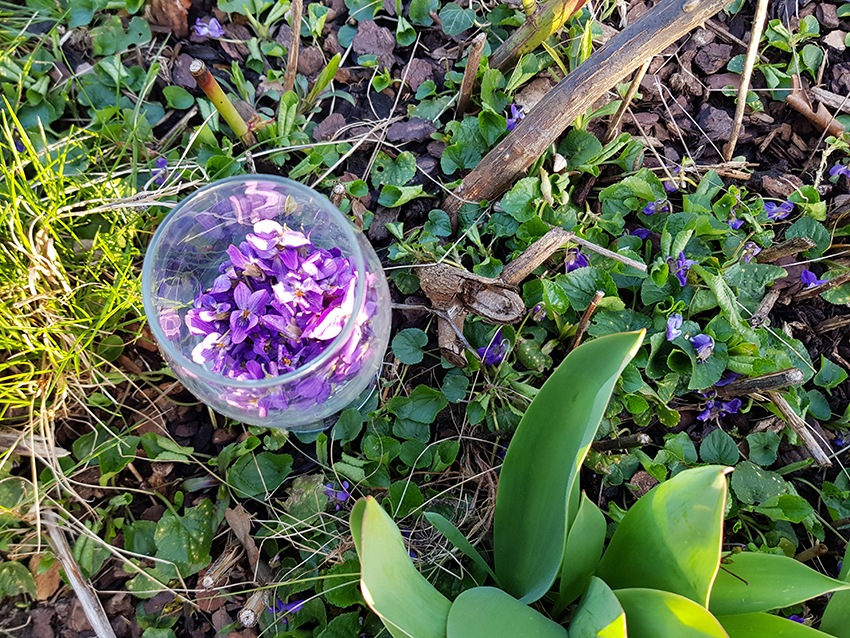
[714,368,804,397]
[442,0,733,218]
[767,391,831,468]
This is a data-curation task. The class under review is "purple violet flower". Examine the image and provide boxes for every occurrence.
[268,598,305,615]
[643,199,670,215]
[743,241,761,264]
[834,436,848,447]
[532,303,546,321]
[630,228,651,239]
[697,397,742,421]
[668,252,697,287]
[788,615,805,624]
[715,371,743,387]
[506,104,524,131]
[477,329,509,366]
[664,167,680,192]
[764,200,794,221]
[801,269,828,288]
[689,333,715,362]
[830,164,850,179]
[194,17,226,38]
[230,282,270,344]
[727,217,744,230]
[565,248,589,273]
[324,481,351,510]
[153,157,168,185]
[666,314,683,341]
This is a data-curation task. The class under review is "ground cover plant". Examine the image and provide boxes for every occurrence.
[1,0,850,635]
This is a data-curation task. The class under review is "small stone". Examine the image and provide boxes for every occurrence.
[817,2,841,29]
[823,30,847,52]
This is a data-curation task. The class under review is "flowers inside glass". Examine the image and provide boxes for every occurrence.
[141,176,391,431]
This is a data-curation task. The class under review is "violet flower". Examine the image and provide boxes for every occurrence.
[764,200,793,221]
[230,282,270,344]
[689,333,715,362]
[506,104,524,131]
[268,598,305,615]
[834,436,848,447]
[532,303,546,321]
[830,164,850,179]
[697,397,741,421]
[643,199,670,215]
[477,329,509,366]
[153,157,168,185]
[801,269,828,288]
[788,615,805,624]
[668,252,696,287]
[742,241,761,264]
[727,217,744,230]
[324,481,351,510]
[195,17,226,38]
[715,371,743,387]
[666,314,683,341]
[630,228,651,239]
[664,167,680,193]
[565,248,589,273]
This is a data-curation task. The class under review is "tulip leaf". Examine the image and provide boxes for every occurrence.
[820,543,850,637]
[352,497,451,638]
[446,587,567,638]
[596,465,729,607]
[719,612,835,636]
[424,512,498,584]
[494,331,645,603]
[570,577,626,638]
[709,551,850,617]
[556,493,607,612]
[614,588,728,638]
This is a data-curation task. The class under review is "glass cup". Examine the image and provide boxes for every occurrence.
[141,175,391,431]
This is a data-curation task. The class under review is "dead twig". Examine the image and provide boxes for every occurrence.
[815,315,850,335]
[604,58,652,144]
[795,543,829,563]
[455,34,486,118]
[282,0,304,94]
[592,432,652,452]
[570,290,605,351]
[748,288,782,328]
[715,368,804,397]
[723,0,769,161]
[766,391,831,468]
[756,236,817,263]
[793,271,850,302]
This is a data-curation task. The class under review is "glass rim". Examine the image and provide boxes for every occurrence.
[141,174,368,390]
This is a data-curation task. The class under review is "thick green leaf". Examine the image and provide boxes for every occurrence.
[494,331,645,603]
[820,542,850,636]
[570,577,626,638]
[424,512,497,583]
[353,497,451,638]
[719,612,834,637]
[708,551,850,616]
[596,466,729,607]
[614,588,728,637]
[557,493,607,610]
[227,451,293,497]
[154,500,215,567]
[446,587,567,638]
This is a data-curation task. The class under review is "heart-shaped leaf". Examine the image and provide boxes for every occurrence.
[494,330,646,602]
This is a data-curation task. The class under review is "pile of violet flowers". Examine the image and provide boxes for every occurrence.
[184,219,373,413]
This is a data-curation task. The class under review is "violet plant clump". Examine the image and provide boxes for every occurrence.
[184,219,376,416]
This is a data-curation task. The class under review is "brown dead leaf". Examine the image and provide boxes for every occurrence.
[225,505,260,570]
[29,554,61,600]
[146,0,192,38]
[387,118,436,143]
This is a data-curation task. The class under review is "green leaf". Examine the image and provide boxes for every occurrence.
[163,85,194,110]
[439,3,476,35]
[478,110,506,146]
[425,513,497,583]
[372,151,417,188]
[615,588,728,637]
[570,577,626,638]
[596,466,729,607]
[746,430,780,466]
[306,53,341,105]
[730,461,786,504]
[494,331,645,603]
[392,328,429,365]
[558,268,618,311]
[441,143,482,174]
[719,612,834,637]
[446,587,567,638]
[559,129,603,167]
[227,452,293,497]
[814,355,848,391]
[388,481,425,518]
[441,371,469,403]
[322,559,364,607]
[500,177,541,222]
[331,409,363,445]
[424,210,452,237]
[821,542,850,636]
[379,184,429,207]
[0,561,35,600]
[557,493,607,610]
[749,493,814,523]
[786,217,830,258]
[699,428,739,465]
[409,0,438,24]
[390,385,448,426]
[352,497,451,638]
[154,500,215,567]
[480,69,509,113]
[709,551,850,616]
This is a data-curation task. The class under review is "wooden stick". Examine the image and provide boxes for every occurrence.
[756,236,817,263]
[572,236,647,271]
[793,270,850,301]
[748,287,781,328]
[442,0,732,217]
[282,0,304,94]
[570,290,605,351]
[239,590,269,627]
[603,58,652,144]
[795,543,829,563]
[592,432,652,451]
[811,86,850,115]
[499,227,574,284]
[815,315,850,334]
[723,0,769,161]
[766,391,832,468]
[715,368,804,397]
[455,34,486,118]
